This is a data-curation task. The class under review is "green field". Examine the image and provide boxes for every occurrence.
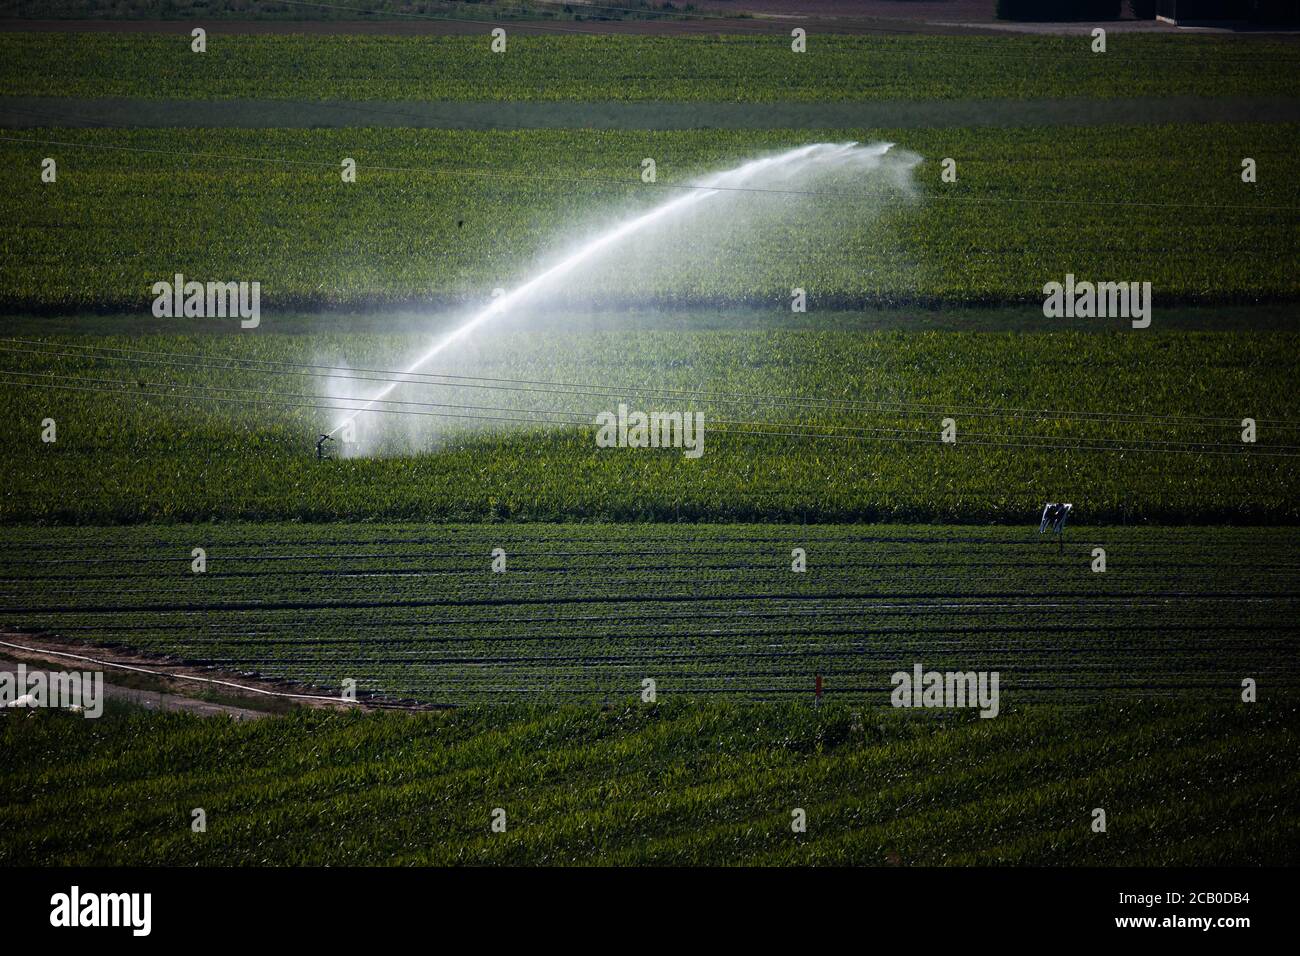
[2,14,1297,873]
[3,125,1297,310]
[4,33,1299,101]
[1,329,1295,525]
[1,522,1294,703]
[2,697,1295,865]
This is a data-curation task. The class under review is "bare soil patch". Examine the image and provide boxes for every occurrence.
[0,629,427,714]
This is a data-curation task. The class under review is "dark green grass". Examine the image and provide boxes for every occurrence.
[1,523,1294,704]
[2,125,1297,310]
[0,329,1294,525]
[3,33,1298,102]
[1,697,1294,865]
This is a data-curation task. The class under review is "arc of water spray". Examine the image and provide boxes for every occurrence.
[328,141,881,437]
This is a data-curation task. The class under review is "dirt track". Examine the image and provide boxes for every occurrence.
[1,654,270,718]
[0,631,378,716]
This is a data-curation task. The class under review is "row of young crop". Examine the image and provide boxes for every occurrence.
[3,552,1291,600]
[4,32,1299,102]
[8,559,1293,592]
[2,522,1293,704]
[3,125,1297,309]
[2,698,1296,865]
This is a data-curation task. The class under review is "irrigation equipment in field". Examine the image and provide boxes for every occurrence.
[316,434,334,461]
[324,142,918,447]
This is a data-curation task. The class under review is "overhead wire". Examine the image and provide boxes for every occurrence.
[3,371,1296,457]
[3,337,1294,430]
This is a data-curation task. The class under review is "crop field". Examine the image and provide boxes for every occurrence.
[2,125,1297,309]
[2,4,1297,884]
[1,329,1295,524]
[2,697,1296,865]
[4,32,1300,102]
[1,523,1294,704]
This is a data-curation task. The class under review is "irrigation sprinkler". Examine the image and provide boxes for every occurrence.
[315,434,335,461]
[326,143,913,443]
[1039,502,1073,554]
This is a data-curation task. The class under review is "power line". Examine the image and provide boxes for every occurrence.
[9,339,1265,431]
[4,372,1295,457]
[7,365,1291,452]
[5,337,1292,429]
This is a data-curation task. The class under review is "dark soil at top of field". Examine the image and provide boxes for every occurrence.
[1,0,1255,38]
[5,10,1294,37]
[4,15,1292,36]
[700,0,1003,17]
[3,0,1008,25]
[700,0,1298,33]
[4,0,1295,35]
[0,15,1012,37]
